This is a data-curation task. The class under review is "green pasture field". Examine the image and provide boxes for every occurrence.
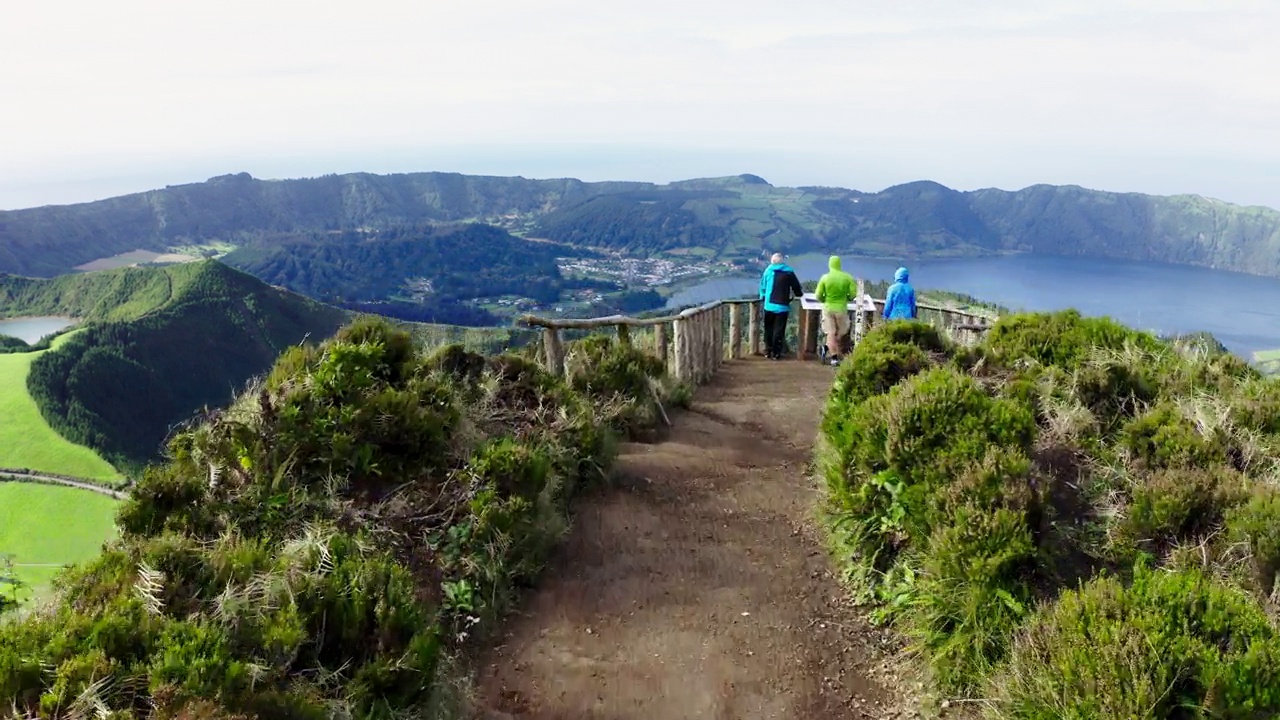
[0,333,122,482]
[0,482,120,601]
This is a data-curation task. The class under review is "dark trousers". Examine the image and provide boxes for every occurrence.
[763,310,788,357]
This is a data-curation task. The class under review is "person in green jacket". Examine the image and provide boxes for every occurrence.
[814,255,855,364]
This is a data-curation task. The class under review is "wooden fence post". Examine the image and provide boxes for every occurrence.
[699,310,710,382]
[715,305,724,367]
[696,311,706,384]
[728,303,742,359]
[616,324,631,347]
[655,322,668,366]
[543,327,565,376]
[802,309,820,360]
[702,310,713,382]
[673,318,687,382]
[854,278,866,346]
[748,301,761,356]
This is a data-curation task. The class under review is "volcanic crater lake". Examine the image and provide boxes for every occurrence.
[665,253,1280,359]
[0,316,75,344]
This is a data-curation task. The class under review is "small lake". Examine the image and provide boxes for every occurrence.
[666,253,1280,359]
[0,317,75,344]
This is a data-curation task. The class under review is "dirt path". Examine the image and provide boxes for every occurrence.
[0,471,127,499]
[474,358,902,719]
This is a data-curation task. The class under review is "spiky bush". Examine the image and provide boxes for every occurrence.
[564,335,675,435]
[824,321,950,436]
[818,308,1280,712]
[1,318,660,718]
[989,566,1280,719]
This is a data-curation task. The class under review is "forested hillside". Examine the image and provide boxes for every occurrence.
[220,223,619,326]
[16,262,347,473]
[6,171,1280,281]
[0,262,531,476]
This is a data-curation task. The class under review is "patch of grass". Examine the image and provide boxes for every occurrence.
[0,332,121,482]
[1253,348,1280,363]
[0,483,120,601]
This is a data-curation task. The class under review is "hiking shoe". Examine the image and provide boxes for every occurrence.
[829,356,841,366]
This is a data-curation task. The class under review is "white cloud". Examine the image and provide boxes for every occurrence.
[1,0,1278,207]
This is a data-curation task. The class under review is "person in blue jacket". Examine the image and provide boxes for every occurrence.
[883,266,917,320]
[759,253,804,359]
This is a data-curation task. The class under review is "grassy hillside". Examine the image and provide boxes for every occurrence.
[0,483,119,601]
[0,317,679,717]
[1,262,533,478]
[0,332,122,482]
[0,262,220,322]
[6,171,1280,283]
[13,262,348,475]
[820,312,1280,714]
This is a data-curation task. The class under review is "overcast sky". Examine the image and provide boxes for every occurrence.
[1,0,1277,210]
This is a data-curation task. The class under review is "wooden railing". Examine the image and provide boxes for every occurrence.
[521,286,997,384]
[522,298,762,384]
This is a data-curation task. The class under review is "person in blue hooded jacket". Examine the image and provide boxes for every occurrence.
[759,253,804,359]
[883,266,917,320]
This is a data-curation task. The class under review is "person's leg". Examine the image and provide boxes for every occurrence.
[837,312,852,355]
[771,311,789,358]
[822,312,841,359]
[762,311,778,358]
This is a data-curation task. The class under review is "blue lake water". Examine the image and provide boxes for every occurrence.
[0,317,75,344]
[665,254,1280,359]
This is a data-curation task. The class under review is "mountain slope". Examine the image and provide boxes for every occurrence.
[0,171,644,277]
[8,262,348,473]
[5,170,1280,280]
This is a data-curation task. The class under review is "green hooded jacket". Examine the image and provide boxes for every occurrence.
[815,256,855,313]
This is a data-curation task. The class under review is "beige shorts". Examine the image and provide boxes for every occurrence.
[822,310,851,339]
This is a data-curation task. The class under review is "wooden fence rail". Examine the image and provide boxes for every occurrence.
[520,287,996,385]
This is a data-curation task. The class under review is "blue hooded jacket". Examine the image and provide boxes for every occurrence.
[759,262,803,313]
[883,267,917,320]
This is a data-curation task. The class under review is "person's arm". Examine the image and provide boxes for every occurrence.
[815,275,827,303]
[788,271,803,300]
[907,288,918,318]
[759,270,768,300]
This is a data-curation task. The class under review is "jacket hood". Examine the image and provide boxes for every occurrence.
[894,267,909,283]
[766,262,793,272]
[828,256,842,271]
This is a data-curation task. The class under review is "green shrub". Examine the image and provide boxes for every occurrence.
[906,506,1037,694]
[565,335,668,433]
[825,368,1034,573]
[825,340,934,432]
[1071,354,1160,434]
[0,315,671,718]
[1226,487,1280,596]
[1228,377,1280,435]
[825,321,949,425]
[989,565,1280,719]
[1111,468,1248,562]
[117,464,216,539]
[933,446,1044,532]
[985,310,1162,370]
[1119,402,1226,471]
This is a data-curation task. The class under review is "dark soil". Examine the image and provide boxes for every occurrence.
[471,358,926,719]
